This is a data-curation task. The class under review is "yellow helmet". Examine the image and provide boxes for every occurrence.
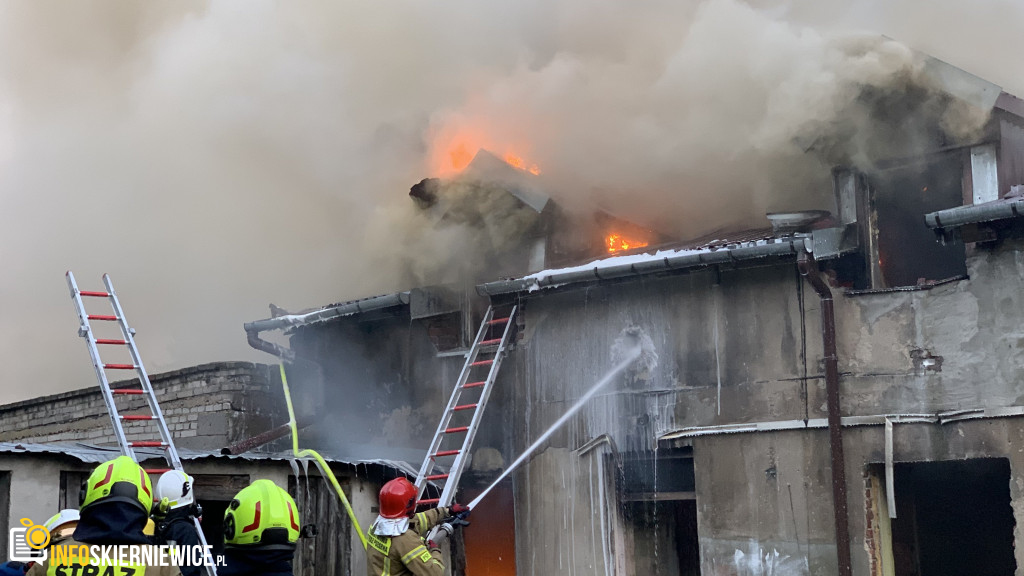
[223,479,300,549]
[81,456,153,514]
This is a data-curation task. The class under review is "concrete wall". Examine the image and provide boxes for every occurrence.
[0,362,285,451]
[505,235,1024,576]
[509,264,817,576]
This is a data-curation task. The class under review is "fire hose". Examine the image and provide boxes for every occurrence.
[279,364,368,549]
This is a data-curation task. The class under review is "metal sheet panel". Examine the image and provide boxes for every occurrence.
[971,144,1000,204]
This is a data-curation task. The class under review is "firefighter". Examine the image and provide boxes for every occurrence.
[221,479,300,576]
[365,477,470,576]
[153,471,203,576]
[42,509,79,547]
[27,456,181,576]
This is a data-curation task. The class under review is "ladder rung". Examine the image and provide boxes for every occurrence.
[417,499,439,506]
[104,363,137,370]
[145,469,172,475]
[488,317,510,325]
[95,339,128,345]
[120,415,154,421]
[79,291,110,297]
[112,389,144,395]
[425,474,449,481]
[130,441,167,448]
[432,450,460,458]
[88,315,119,321]
[463,381,485,389]
[444,426,469,434]
[452,403,477,411]
[479,338,502,347]
[470,360,493,367]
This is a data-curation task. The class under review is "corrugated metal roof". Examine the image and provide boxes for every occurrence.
[677,227,779,251]
[0,441,419,478]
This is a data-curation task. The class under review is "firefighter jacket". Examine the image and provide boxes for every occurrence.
[365,507,450,576]
[154,510,201,576]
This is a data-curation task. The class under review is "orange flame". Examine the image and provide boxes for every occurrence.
[504,153,541,175]
[449,143,475,173]
[606,233,649,254]
[430,127,541,177]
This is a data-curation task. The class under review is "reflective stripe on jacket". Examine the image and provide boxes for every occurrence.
[365,507,448,576]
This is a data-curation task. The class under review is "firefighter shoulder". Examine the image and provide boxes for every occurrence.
[221,479,300,576]
[365,478,470,576]
[27,456,181,576]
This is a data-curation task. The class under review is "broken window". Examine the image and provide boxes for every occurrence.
[868,152,968,288]
[619,449,700,576]
[867,458,1016,576]
[831,149,977,290]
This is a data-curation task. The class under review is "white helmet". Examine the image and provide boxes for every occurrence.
[155,470,195,509]
[44,509,79,533]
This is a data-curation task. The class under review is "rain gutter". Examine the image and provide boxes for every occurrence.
[798,250,852,576]
[924,198,1024,229]
[477,237,811,296]
[244,291,411,361]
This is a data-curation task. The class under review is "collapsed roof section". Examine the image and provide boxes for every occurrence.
[245,52,1024,334]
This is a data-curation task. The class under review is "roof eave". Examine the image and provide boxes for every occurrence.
[476,231,855,297]
[244,291,411,333]
[924,199,1024,230]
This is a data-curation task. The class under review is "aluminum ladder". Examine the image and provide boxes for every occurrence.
[414,304,517,507]
[66,271,216,576]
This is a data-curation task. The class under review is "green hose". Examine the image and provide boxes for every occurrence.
[279,364,368,549]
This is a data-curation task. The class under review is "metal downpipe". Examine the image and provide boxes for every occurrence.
[798,251,852,576]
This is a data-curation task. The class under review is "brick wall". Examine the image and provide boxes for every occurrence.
[0,362,286,451]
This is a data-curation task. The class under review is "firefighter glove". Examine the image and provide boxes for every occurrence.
[449,503,470,517]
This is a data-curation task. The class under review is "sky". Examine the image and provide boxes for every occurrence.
[0,0,1021,403]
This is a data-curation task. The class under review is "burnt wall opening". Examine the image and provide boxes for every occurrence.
[890,458,1015,576]
[619,449,699,575]
[870,151,967,288]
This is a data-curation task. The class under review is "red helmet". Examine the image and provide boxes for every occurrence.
[379,478,417,519]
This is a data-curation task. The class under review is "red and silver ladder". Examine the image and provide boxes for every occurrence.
[66,272,216,576]
[414,304,517,507]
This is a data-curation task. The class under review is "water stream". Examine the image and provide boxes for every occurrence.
[468,346,642,509]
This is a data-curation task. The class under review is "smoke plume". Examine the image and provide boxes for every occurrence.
[0,0,1021,402]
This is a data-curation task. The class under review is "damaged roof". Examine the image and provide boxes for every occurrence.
[476,225,852,296]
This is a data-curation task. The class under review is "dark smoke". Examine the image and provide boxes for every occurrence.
[0,0,1020,402]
